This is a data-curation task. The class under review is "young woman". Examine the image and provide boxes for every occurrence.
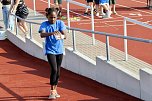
[9,0,28,34]
[39,7,67,99]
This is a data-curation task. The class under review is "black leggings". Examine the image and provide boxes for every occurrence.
[47,54,63,85]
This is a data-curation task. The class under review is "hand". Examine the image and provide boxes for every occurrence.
[54,31,61,36]
[11,10,16,14]
[9,10,13,14]
[54,31,64,40]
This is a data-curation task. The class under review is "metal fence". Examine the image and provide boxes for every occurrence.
[9,13,152,62]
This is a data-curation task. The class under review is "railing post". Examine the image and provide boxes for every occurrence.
[67,0,70,33]
[8,14,15,32]
[124,18,128,61]
[147,0,149,7]
[29,23,33,39]
[15,16,18,35]
[106,35,110,61]
[48,0,50,8]
[91,5,95,45]
[33,0,36,15]
[72,30,76,51]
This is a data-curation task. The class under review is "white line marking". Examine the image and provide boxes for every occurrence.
[76,18,143,24]
[117,4,152,15]
[131,0,147,4]
[95,23,136,28]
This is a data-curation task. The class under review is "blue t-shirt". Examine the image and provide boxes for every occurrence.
[99,0,109,4]
[39,20,66,55]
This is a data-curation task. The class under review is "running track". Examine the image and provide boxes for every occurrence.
[0,39,141,101]
[0,0,150,100]
[25,0,152,64]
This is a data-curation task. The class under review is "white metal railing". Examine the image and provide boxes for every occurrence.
[123,17,152,61]
[33,0,36,15]
[32,0,95,44]
[9,14,40,40]
[9,14,152,62]
[68,27,152,61]
[147,0,152,8]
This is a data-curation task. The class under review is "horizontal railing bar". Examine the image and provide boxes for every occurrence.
[10,14,152,44]
[10,14,41,25]
[67,27,152,44]
[27,17,47,20]
[125,17,152,29]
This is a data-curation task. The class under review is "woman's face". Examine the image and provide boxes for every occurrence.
[47,12,57,24]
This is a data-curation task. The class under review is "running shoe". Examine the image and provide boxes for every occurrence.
[84,12,90,16]
[55,93,60,98]
[48,90,56,99]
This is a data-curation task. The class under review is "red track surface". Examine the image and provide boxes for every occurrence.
[25,0,152,64]
[0,39,141,101]
[0,0,150,100]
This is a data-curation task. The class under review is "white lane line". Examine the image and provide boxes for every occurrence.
[144,20,152,25]
[131,0,147,4]
[73,14,147,23]
[76,18,143,25]
[95,23,136,28]
[146,20,152,23]
[95,22,152,28]
[75,14,151,22]
[121,12,141,14]
[117,4,152,15]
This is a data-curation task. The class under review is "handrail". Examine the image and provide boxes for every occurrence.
[67,27,152,43]
[125,17,152,29]
[9,13,152,61]
[11,14,152,44]
[10,14,41,25]
[123,17,152,61]
[32,0,95,44]
[65,0,95,45]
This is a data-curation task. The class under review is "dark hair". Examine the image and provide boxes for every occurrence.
[45,7,58,16]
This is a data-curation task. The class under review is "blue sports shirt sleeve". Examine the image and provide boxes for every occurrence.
[39,22,46,33]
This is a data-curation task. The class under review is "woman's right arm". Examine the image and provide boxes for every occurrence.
[39,30,56,38]
[39,23,58,38]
